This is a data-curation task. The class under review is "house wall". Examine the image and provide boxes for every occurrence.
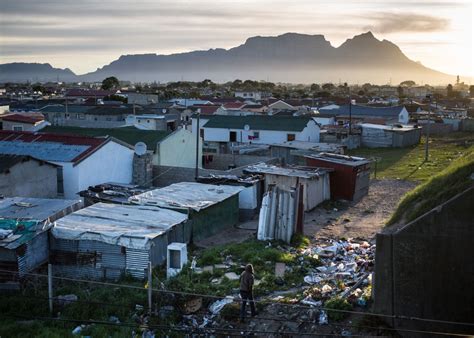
[46,112,126,128]
[314,116,335,126]
[2,121,46,132]
[202,121,320,145]
[0,160,58,198]
[398,108,409,124]
[157,128,203,168]
[52,141,133,199]
[361,127,393,148]
[391,129,421,147]
[374,187,474,335]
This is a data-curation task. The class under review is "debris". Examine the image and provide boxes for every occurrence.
[211,277,223,285]
[224,272,239,281]
[158,306,175,319]
[303,275,322,285]
[275,262,286,278]
[209,297,234,315]
[56,294,78,306]
[109,315,120,324]
[202,265,214,273]
[72,325,84,335]
[135,304,144,311]
[183,297,202,314]
[321,284,333,294]
[301,296,322,307]
[319,310,328,325]
[214,264,228,270]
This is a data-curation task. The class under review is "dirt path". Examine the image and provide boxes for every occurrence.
[304,179,416,240]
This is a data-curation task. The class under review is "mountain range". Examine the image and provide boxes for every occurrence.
[0,32,457,84]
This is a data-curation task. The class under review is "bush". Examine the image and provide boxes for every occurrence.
[324,297,352,321]
[290,233,310,249]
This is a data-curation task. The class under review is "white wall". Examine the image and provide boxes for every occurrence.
[53,141,134,199]
[157,128,202,168]
[398,107,409,124]
[239,185,258,210]
[202,120,320,144]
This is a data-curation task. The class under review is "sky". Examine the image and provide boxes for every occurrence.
[0,0,472,79]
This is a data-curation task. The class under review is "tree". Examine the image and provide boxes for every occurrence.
[310,83,320,92]
[322,83,335,91]
[469,85,474,98]
[397,86,404,97]
[101,76,119,90]
[357,90,365,96]
[447,84,453,98]
[400,80,416,87]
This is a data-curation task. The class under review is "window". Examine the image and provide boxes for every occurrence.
[287,133,295,141]
[57,167,64,195]
[200,129,204,138]
[229,131,237,142]
[253,131,260,139]
[13,125,23,131]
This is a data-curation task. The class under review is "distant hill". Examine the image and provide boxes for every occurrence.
[0,32,458,84]
[0,62,78,83]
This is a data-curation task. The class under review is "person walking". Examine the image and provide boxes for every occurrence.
[239,263,257,322]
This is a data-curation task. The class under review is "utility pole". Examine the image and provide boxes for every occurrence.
[348,89,352,135]
[424,94,431,161]
[195,113,200,181]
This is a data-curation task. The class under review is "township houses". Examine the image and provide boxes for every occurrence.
[44,125,201,169]
[359,123,422,148]
[50,203,188,279]
[0,197,82,289]
[130,182,242,242]
[40,105,177,130]
[319,105,409,125]
[195,115,320,152]
[0,114,50,132]
[0,131,134,199]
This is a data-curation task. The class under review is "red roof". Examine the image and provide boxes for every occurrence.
[1,114,45,124]
[223,102,245,109]
[192,104,220,115]
[0,131,109,164]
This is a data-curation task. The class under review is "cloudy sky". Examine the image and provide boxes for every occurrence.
[0,0,472,78]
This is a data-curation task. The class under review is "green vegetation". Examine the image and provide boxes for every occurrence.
[169,239,319,298]
[324,297,353,321]
[43,126,170,151]
[348,132,473,183]
[387,147,474,225]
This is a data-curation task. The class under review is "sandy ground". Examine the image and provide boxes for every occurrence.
[195,179,416,248]
[304,179,416,241]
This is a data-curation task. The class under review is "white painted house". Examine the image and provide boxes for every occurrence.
[199,115,320,145]
[0,131,134,199]
[155,127,202,168]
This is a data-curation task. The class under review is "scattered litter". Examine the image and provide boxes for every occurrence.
[301,296,322,307]
[72,325,85,335]
[304,275,323,285]
[209,296,234,315]
[224,272,239,281]
[135,304,144,311]
[56,294,78,306]
[319,310,328,325]
[108,315,120,324]
[321,284,333,294]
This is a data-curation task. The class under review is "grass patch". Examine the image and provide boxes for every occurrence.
[324,297,353,321]
[348,132,473,183]
[387,147,474,225]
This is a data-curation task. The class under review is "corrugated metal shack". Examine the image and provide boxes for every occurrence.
[269,141,345,165]
[78,182,150,206]
[197,175,264,221]
[0,197,83,222]
[359,123,421,148]
[130,182,242,242]
[244,164,331,211]
[50,203,188,280]
[305,153,371,202]
[0,219,51,290]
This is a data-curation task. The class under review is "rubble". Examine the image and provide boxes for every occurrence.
[300,238,375,303]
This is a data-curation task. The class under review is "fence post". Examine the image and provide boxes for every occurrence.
[48,264,53,315]
[148,261,152,314]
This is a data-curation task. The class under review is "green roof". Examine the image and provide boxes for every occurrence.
[43,126,170,151]
[203,115,313,132]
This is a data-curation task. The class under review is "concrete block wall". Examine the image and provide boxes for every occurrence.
[373,187,474,336]
[132,153,153,187]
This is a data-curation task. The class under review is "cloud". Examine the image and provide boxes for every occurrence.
[364,13,449,33]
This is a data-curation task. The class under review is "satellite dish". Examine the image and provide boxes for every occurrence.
[134,142,147,156]
[244,124,250,131]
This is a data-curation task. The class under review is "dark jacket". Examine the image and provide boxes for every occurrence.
[240,270,254,292]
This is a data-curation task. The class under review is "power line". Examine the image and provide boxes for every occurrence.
[2,268,473,330]
[6,293,469,337]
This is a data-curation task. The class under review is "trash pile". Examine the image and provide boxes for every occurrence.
[300,239,375,307]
